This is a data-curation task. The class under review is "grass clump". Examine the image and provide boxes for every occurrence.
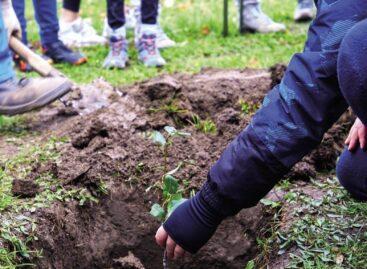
[190,114,217,134]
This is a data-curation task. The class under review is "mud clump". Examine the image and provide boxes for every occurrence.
[22,68,354,269]
[12,179,40,198]
[269,63,287,88]
[112,252,145,269]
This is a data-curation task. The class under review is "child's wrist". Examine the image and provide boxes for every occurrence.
[163,190,223,253]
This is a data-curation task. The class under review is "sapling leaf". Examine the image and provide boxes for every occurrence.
[164,126,177,136]
[167,198,187,218]
[149,131,166,146]
[150,203,165,221]
[163,175,179,194]
[164,126,191,137]
[166,162,183,176]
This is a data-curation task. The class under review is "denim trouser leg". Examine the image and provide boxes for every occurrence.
[0,9,15,83]
[11,0,27,45]
[32,0,59,46]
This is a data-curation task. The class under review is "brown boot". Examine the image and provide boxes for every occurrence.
[0,77,72,116]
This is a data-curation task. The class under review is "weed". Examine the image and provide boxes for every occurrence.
[189,114,217,134]
[0,116,27,136]
[238,99,260,115]
[149,102,188,127]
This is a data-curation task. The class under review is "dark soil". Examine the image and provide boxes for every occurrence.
[12,179,40,198]
[15,67,353,268]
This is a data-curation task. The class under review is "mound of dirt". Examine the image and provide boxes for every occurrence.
[12,179,40,198]
[19,67,354,268]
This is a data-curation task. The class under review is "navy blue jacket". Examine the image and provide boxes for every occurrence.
[164,0,367,253]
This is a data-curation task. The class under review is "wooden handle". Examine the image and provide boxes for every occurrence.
[9,36,63,77]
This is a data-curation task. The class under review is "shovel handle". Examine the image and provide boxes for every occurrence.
[9,36,63,77]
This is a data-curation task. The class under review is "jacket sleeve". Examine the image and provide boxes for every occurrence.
[164,0,367,253]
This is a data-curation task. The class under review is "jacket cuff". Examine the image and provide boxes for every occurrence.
[163,190,223,254]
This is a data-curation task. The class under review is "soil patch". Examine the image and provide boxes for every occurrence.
[12,179,40,198]
[4,67,354,268]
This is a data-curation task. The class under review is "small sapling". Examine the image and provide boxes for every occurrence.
[148,126,190,221]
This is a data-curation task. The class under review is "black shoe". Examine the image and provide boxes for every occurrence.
[43,41,87,65]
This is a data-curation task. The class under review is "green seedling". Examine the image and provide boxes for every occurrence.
[189,114,217,134]
[149,126,191,269]
[149,126,190,221]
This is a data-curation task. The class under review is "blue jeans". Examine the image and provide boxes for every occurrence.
[12,0,59,46]
[0,9,15,83]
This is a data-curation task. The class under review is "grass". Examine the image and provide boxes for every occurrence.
[253,176,367,268]
[23,0,308,86]
[0,137,101,267]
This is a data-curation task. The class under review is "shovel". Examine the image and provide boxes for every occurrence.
[9,36,65,78]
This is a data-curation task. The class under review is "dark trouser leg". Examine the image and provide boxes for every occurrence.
[11,0,28,44]
[335,18,367,201]
[141,0,159,24]
[338,19,367,125]
[207,1,367,211]
[107,0,125,30]
[63,0,81,13]
[164,1,367,254]
[32,0,60,46]
[337,148,367,201]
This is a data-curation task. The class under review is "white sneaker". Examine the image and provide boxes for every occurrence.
[242,3,286,33]
[156,24,176,49]
[133,10,175,49]
[59,18,83,48]
[59,18,106,48]
[79,18,107,47]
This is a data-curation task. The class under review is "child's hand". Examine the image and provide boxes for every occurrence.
[155,226,186,260]
[345,118,367,151]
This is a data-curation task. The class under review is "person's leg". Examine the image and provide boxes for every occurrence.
[11,0,27,44]
[163,0,367,253]
[140,0,158,25]
[62,0,81,20]
[32,0,87,64]
[60,0,105,47]
[135,0,165,67]
[0,7,15,83]
[338,19,367,125]
[337,148,367,201]
[103,0,128,69]
[107,0,125,30]
[32,0,59,46]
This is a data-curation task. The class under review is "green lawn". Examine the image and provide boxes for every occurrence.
[24,0,308,86]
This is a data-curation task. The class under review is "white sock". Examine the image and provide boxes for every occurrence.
[140,24,158,34]
[112,25,127,38]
